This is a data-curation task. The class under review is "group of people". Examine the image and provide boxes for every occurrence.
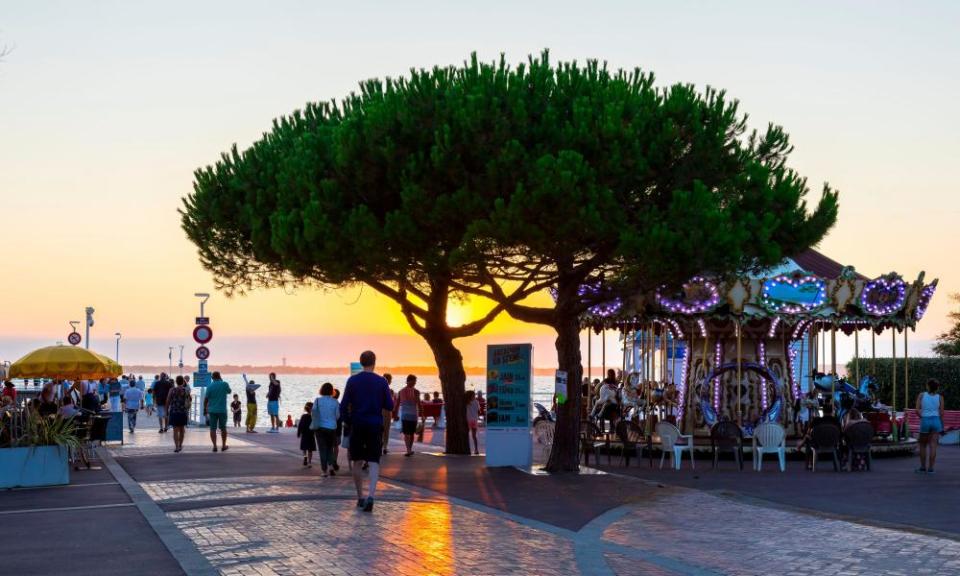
[587,369,680,429]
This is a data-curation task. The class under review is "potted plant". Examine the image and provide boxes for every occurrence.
[0,412,80,489]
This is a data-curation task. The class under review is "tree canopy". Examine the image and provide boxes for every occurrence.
[181,51,839,466]
[933,293,960,356]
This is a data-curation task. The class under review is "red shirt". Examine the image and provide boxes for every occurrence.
[2,387,16,401]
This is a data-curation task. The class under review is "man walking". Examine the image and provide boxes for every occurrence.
[267,373,282,432]
[340,350,393,512]
[204,371,232,452]
[153,373,173,433]
[122,380,144,433]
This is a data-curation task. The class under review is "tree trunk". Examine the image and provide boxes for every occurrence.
[545,283,584,473]
[425,331,471,455]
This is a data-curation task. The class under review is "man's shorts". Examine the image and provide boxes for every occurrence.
[267,400,279,416]
[209,412,228,431]
[920,416,943,434]
[401,418,418,436]
[156,406,167,419]
[347,424,383,463]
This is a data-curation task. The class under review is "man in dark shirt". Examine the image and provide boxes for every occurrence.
[340,350,394,512]
[152,374,174,433]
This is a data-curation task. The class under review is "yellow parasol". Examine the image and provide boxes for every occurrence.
[9,345,123,380]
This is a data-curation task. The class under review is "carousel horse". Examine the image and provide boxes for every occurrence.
[811,373,877,419]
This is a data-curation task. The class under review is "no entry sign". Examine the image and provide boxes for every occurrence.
[195,346,210,360]
[193,325,213,344]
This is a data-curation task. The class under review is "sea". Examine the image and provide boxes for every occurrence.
[217,373,557,429]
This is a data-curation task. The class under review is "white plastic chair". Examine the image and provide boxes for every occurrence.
[656,421,694,470]
[752,423,786,472]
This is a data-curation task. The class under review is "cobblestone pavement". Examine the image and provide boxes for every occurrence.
[110,427,960,575]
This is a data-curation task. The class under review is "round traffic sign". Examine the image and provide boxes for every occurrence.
[195,346,210,360]
[67,332,82,346]
[193,325,213,344]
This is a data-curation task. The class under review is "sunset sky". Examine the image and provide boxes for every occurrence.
[1,1,957,368]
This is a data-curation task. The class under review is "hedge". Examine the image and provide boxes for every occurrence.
[845,357,960,410]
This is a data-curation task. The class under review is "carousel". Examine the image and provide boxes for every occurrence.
[583,249,938,440]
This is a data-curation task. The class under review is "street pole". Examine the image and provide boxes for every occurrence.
[115,332,122,364]
[85,307,95,349]
[168,346,173,374]
[179,345,184,376]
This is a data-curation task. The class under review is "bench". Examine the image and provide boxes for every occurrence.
[904,409,960,435]
[421,402,443,426]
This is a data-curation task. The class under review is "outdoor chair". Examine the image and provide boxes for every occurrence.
[614,421,646,467]
[752,422,786,472]
[710,420,743,470]
[844,421,874,471]
[808,423,842,472]
[656,421,694,470]
[580,420,608,467]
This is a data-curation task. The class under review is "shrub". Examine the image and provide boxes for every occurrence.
[846,357,960,409]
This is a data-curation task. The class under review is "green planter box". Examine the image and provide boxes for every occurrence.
[0,445,70,489]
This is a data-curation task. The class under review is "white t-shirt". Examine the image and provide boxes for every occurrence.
[123,387,144,410]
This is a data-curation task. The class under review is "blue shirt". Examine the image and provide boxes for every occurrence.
[312,396,340,430]
[205,379,232,414]
[340,371,394,428]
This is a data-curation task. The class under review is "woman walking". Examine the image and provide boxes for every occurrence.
[167,376,190,453]
[397,375,421,456]
[312,383,340,477]
[916,378,945,474]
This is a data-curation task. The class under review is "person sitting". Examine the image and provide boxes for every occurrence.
[592,369,621,429]
[59,395,79,419]
[842,408,865,430]
[432,391,443,404]
[37,382,59,418]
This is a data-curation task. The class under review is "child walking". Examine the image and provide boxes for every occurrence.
[297,402,317,467]
[231,394,242,428]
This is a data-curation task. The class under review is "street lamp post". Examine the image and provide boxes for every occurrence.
[168,346,173,374]
[115,332,122,363]
[179,345,184,376]
[85,307,95,349]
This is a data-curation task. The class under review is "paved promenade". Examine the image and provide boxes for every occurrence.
[3,415,959,575]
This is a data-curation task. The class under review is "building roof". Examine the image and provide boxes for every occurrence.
[787,248,868,280]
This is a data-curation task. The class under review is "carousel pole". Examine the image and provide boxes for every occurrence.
[703,326,711,408]
[831,324,837,398]
[671,335,677,385]
[736,319,743,427]
[821,322,826,374]
[904,328,909,414]
[854,328,860,386]
[621,327,628,385]
[586,328,593,418]
[601,328,607,379]
[871,329,876,375]
[891,329,897,414]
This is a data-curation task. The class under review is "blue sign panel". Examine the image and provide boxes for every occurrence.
[486,344,532,429]
[193,371,211,388]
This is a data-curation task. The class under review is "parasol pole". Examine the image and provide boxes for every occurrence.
[736,319,742,427]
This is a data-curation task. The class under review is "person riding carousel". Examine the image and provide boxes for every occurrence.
[592,369,621,429]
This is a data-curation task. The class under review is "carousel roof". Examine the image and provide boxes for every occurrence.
[582,249,938,333]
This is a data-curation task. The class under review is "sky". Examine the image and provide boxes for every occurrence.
[1,1,958,368]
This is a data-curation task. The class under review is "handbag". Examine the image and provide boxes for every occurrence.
[309,399,323,431]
